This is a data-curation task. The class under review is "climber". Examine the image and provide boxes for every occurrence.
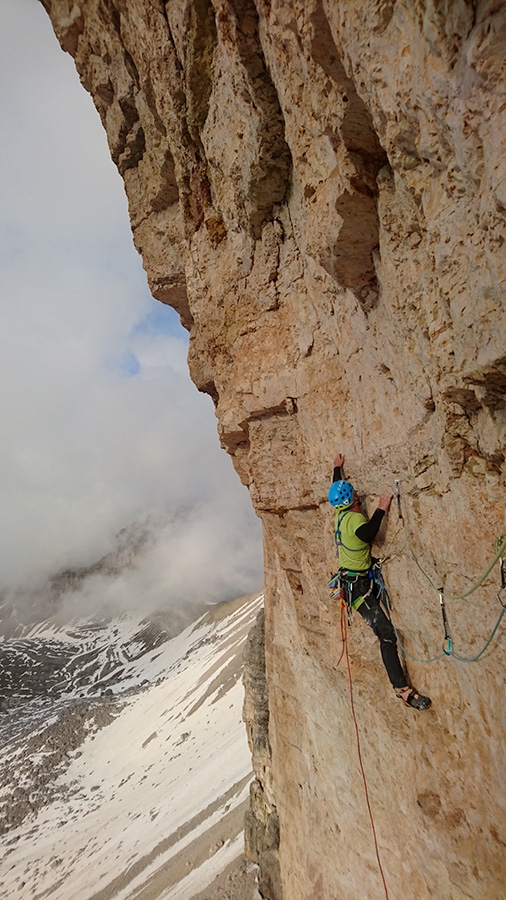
[329,453,431,711]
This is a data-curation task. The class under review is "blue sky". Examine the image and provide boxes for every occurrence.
[0,0,262,610]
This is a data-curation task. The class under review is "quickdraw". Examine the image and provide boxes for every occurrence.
[379,480,506,662]
[394,478,403,525]
[439,587,452,656]
[498,536,506,592]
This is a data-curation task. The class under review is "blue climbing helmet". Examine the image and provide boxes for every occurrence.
[328,480,354,509]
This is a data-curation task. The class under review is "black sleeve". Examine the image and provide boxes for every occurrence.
[332,466,343,483]
[355,508,385,543]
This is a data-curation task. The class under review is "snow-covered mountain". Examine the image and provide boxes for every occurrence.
[0,592,264,900]
[0,607,198,705]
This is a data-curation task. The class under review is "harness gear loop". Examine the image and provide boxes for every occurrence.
[328,572,353,624]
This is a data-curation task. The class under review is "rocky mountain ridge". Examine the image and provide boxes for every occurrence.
[40,2,506,898]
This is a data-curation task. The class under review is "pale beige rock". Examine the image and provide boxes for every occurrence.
[42,1,506,898]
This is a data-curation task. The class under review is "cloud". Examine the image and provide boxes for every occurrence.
[59,499,263,622]
[0,0,263,609]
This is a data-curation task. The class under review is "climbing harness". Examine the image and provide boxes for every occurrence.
[328,568,377,624]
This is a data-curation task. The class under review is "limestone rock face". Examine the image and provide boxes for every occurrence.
[42,2,506,898]
[243,609,282,900]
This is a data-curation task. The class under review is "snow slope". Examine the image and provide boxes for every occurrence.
[0,592,263,900]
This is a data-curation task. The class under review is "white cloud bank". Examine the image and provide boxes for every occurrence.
[0,0,262,608]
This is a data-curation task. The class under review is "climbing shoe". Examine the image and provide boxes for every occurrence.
[396,687,431,711]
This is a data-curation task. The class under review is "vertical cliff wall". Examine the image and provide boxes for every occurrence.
[41,2,506,898]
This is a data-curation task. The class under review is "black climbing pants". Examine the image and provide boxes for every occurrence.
[344,574,407,690]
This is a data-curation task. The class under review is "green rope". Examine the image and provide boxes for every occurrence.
[378,524,404,565]
[448,603,506,662]
[377,515,506,663]
[338,481,506,664]
[386,476,506,599]
[404,532,506,601]
[378,571,506,665]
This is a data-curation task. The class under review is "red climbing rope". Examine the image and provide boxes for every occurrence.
[338,602,390,900]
